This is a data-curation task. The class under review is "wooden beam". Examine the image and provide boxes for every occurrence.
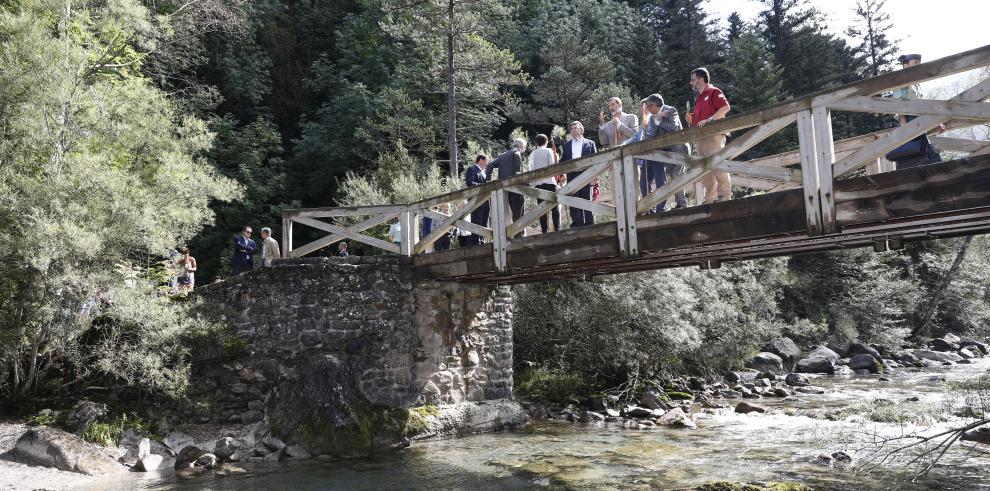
[282,204,408,218]
[716,160,803,182]
[399,210,416,256]
[414,196,484,254]
[287,212,397,257]
[506,160,611,237]
[930,136,990,153]
[827,97,990,120]
[812,106,837,234]
[423,209,492,239]
[797,110,824,235]
[833,77,990,177]
[291,216,399,255]
[507,184,615,217]
[491,190,508,272]
[282,215,292,257]
[637,113,797,214]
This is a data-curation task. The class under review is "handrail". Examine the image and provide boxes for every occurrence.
[281,43,990,263]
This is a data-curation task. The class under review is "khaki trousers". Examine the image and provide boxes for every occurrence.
[697,133,730,204]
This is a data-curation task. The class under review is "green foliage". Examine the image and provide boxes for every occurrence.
[514,260,789,390]
[0,0,239,400]
[516,367,586,404]
[82,413,145,447]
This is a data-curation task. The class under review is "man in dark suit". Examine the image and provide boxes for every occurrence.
[559,121,598,227]
[489,138,527,235]
[464,155,489,246]
[231,225,257,275]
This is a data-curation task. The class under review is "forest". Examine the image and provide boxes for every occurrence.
[1,0,988,405]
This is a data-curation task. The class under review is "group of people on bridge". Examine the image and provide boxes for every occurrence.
[409,66,734,251]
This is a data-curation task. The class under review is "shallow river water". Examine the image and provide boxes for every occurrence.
[91,358,990,490]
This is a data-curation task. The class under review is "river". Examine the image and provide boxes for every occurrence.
[88,358,990,490]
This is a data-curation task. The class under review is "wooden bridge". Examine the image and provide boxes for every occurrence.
[281,44,990,284]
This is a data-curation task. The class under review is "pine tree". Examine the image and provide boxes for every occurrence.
[724,31,785,115]
[641,0,722,109]
[725,12,745,46]
[383,0,524,177]
[846,0,899,78]
[723,30,788,157]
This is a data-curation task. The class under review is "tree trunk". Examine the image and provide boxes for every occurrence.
[912,236,974,339]
[445,0,458,178]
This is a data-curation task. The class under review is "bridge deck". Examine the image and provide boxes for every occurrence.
[281,44,990,284]
[411,154,990,283]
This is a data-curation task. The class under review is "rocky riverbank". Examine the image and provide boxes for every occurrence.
[520,334,990,435]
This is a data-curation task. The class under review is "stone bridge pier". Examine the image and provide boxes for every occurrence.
[195,256,527,457]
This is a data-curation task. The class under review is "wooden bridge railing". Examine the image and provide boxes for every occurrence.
[282,43,990,271]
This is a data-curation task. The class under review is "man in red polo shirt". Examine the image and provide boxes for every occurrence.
[685,67,731,204]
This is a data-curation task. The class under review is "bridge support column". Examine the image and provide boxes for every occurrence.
[797,108,837,236]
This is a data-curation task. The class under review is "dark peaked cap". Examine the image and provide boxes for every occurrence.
[898,53,922,64]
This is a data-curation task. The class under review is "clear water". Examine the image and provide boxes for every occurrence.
[87,359,990,490]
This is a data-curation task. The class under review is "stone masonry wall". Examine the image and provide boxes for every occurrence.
[190,256,514,454]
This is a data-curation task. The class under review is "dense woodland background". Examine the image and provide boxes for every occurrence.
[1,0,988,403]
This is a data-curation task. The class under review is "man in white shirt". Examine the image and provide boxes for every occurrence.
[560,121,598,227]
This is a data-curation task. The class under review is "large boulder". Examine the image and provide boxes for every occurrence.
[846,342,881,360]
[747,352,785,375]
[942,333,962,344]
[796,357,835,375]
[848,354,883,373]
[10,426,125,475]
[959,337,990,356]
[785,373,810,387]
[640,389,671,411]
[763,337,802,372]
[929,337,960,352]
[913,349,963,363]
[214,437,241,462]
[174,445,205,468]
[807,346,840,362]
[163,431,197,455]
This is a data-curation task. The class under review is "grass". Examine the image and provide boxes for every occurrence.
[82,413,146,447]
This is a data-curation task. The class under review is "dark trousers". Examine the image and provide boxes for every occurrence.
[433,234,451,251]
[638,160,668,213]
[569,185,595,227]
[468,201,490,246]
[667,163,688,207]
[458,235,469,248]
[507,192,524,237]
[535,183,560,233]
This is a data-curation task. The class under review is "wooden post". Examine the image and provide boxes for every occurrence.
[621,156,639,256]
[694,182,705,207]
[797,109,823,236]
[812,106,837,235]
[491,190,508,272]
[399,210,416,256]
[612,159,628,255]
[282,215,292,257]
[866,157,882,175]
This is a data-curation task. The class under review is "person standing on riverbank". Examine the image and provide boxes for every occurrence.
[260,227,280,267]
[231,226,256,275]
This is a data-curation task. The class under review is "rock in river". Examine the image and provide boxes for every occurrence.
[10,426,125,475]
[764,337,802,372]
[747,352,785,375]
[846,342,882,360]
[796,357,835,375]
[734,402,767,414]
[848,353,883,373]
